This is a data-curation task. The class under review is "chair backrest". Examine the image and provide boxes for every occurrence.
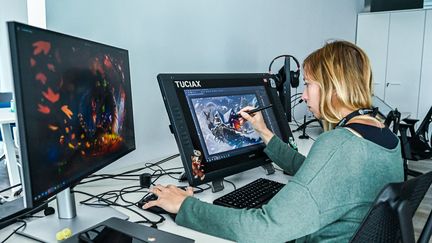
[350,171,432,243]
[416,106,432,143]
[384,109,401,134]
[399,122,432,161]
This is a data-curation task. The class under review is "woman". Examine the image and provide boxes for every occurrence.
[143,41,404,242]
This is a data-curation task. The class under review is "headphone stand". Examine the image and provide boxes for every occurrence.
[268,54,300,124]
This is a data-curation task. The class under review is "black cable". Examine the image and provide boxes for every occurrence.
[292,115,300,127]
[74,155,186,227]
[79,154,179,185]
[118,186,148,206]
[76,170,176,222]
[291,98,302,127]
[291,100,304,110]
[291,97,302,124]
[0,196,56,230]
[146,163,183,181]
[194,184,212,194]
[291,96,302,104]
[0,184,21,194]
[78,186,149,207]
[73,190,165,228]
[79,170,182,208]
[160,166,184,171]
[85,171,181,182]
[290,93,302,98]
[1,220,26,243]
[89,153,178,178]
[223,179,237,191]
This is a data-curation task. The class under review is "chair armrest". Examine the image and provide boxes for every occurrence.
[402,118,419,125]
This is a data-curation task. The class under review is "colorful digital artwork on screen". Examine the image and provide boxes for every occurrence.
[21,37,132,178]
[191,94,263,156]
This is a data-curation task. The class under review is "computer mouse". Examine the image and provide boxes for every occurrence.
[137,193,177,220]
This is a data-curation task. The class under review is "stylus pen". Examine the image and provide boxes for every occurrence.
[233,104,273,119]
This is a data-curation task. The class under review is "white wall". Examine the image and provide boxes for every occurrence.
[0,0,27,92]
[45,0,364,171]
[27,0,46,28]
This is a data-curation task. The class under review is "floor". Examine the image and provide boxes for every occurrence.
[409,159,432,241]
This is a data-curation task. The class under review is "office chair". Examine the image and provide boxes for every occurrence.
[398,106,432,179]
[383,109,401,134]
[349,171,432,243]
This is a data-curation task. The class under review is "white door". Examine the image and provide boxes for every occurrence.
[356,13,390,99]
[418,10,432,121]
[385,10,425,118]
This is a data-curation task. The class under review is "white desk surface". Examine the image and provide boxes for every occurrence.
[0,108,16,124]
[0,126,318,243]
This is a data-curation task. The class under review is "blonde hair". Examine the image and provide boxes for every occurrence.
[303,40,373,124]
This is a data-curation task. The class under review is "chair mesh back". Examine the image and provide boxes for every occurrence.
[350,202,401,243]
[350,171,432,243]
[405,172,432,217]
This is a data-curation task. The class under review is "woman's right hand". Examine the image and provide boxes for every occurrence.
[239,106,274,144]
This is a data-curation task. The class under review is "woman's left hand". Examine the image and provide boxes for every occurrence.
[142,184,194,214]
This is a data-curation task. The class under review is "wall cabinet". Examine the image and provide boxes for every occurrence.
[356,9,431,119]
[418,10,432,120]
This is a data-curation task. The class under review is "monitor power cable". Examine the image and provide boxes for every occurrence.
[79,154,179,185]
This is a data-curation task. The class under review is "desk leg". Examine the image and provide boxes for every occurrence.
[1,123,20,193]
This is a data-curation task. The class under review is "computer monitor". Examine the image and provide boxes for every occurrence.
[158,73,293,192]
[8,22,135,241]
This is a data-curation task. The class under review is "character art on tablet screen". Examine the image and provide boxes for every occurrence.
[191,94,262,156]
[191,149,205,180]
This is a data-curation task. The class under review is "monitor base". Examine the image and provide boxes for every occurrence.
[18,204,128,243]
[211,179,224,193]
[262,163,275,175]
[210,163,276,193]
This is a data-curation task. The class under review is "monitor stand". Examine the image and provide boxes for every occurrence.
[211,163,275,193]
[18,188,128,243]
[211,179,224,193]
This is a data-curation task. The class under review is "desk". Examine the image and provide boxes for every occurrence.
[0,108,20,194]
[0,125,319,242]
[0,157,292,243]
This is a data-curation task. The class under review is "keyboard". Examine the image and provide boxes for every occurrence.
[213,178,285,209]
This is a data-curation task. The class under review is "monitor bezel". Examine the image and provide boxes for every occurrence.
[158,73,292,187]
[8,21,136,207]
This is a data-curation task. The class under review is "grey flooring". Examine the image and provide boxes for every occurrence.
[409,159,432,241]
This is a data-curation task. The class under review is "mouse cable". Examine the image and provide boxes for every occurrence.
[73,190,165,227]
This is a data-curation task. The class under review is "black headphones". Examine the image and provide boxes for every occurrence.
[268,55,301,88]
[336,108,379,127]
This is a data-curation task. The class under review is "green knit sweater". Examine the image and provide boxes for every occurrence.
[175,128,404,243]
